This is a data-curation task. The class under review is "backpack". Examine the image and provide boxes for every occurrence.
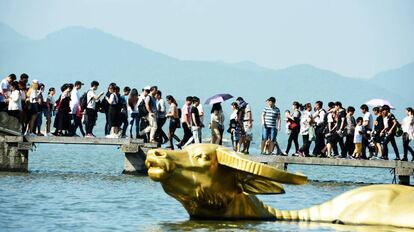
[138,99,148,117]
[177,108,182,119]
[79,91,90,112]
[395,121,403,137]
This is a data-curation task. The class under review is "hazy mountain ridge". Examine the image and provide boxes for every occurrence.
[0,23,412,119]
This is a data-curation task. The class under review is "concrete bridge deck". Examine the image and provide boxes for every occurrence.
[249,155,414,185]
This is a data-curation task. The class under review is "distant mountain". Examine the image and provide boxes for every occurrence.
[0,23,412,122]
[371,62,414,102]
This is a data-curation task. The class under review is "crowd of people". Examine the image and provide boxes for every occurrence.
[1,73,413,161]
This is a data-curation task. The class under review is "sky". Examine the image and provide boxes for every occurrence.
[0,0,413,78]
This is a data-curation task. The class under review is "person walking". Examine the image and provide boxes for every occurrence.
[69,81,85,137]
[25,80,40,136]
[119,86,130,138]
[344,106,356,157]
[176,96,193,149]
[128,88,140,139]
[312,101,326,156]
[236,97,253,154]
[85,81,104,138]
[401,107,414,161]
[334,102,347,158]
[44,87,56,136]
[261,97,280,155]
[380,105,400,160]
[6,81,22,121]
[139,86,158,143]
[190,97,203,144]
[360,104,374,159]
[210,103,224,145]
[296,103,313,157]
[372,107,384,159]
[229,102,242,152]
[53,84,72,136]
[155,90,169,144]
[165,95,181,149]
[285,101,301,155]
[105,85,121,138]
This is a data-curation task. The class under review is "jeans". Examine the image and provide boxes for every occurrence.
[130,113,140,138]
[120,112,129,136]
[262,127,277,142]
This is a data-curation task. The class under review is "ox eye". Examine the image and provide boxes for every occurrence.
[194,153,210,161]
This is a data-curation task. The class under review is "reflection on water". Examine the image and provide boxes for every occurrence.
[0,144,412,231]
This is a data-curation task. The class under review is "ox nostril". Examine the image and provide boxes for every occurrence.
[154,150,167,158]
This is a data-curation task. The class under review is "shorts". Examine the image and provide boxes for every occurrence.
[262,127,277,142]
[244,126,253,141]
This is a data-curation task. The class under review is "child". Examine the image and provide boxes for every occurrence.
[352,117,364,159]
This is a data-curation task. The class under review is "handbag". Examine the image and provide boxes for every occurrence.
[308,126,316,141]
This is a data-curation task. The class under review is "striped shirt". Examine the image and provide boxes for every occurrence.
[263,106,280,128]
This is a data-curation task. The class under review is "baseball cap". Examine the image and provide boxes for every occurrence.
[75,81,84,86]
[267,97,276,103]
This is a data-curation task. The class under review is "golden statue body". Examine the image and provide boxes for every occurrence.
[145,144,414,228]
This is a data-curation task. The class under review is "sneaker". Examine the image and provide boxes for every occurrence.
[281,151,288,156]
[393,157,401,161]
[401,158,408,162]
[85,134,94,138]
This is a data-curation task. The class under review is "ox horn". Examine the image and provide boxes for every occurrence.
[216,147,307,185]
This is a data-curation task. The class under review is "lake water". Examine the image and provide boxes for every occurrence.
[1,141,413,232]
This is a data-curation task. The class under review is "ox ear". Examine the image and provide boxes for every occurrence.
[216,147,308,185]
[238,174,285,194]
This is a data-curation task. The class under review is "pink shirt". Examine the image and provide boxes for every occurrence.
[181,104,191,124]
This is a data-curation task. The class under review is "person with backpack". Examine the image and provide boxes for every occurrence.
[85,81,104,138]
[155,90,169,144]
[312,101,326,156]
[380,105,400,160]
[139,86,157,142]
[69,81,85,137]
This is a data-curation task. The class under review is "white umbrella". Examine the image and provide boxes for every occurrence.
[365,98,395,109]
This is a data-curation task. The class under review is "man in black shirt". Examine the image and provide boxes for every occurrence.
[335,102,347,158]
[191,97,203,143]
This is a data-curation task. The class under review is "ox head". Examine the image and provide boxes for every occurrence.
[145,144,307,218]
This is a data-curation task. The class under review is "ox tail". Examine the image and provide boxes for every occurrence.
[264,201,339,223]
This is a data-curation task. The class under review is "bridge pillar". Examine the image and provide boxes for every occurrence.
[395,167,412,186]
[121,143,157,175]
[0,136,29,172]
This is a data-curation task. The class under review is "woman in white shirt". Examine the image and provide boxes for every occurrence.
[7,81,22,121]
[401,107,414,161]
[105,85,120,138]
[25,80,39,135]
[296,103,313,157]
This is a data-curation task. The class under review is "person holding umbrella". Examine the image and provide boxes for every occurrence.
[205,93,233,145]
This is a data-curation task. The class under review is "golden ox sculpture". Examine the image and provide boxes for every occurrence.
[145,144,414,228]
